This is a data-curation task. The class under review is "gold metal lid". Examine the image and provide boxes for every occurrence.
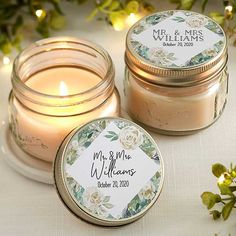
[54,117,164,226]
[125,10,228,86]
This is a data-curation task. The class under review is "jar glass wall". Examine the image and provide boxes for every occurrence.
[9,37,120,162]
[124,67,228,135]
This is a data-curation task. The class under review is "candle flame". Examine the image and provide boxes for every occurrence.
[59,81,68,96]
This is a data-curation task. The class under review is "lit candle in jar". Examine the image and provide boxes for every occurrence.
[9,37,120,162]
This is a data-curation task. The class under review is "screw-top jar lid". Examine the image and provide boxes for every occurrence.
[54,117,164,226]
[125,10,227,86]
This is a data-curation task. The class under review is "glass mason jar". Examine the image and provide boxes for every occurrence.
[124,10,228,135]
[9,37,120,162]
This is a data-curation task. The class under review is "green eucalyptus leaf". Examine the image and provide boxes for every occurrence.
[229,186,236,192]
[169,0,181,3]
[218,184,233,196]
[50,1,64,15]
[111,136,118,141]
[201,0,209,12]
[87,8,99,21]
[125,1,139,14]
[12,15,23,35]
[210,210,221,220]
[108,131,117,135]
[108,1,120,11]
[51,0,60,3]
[1,5,17,20]
[143,3,154,12]
[101,120,106,129]
[209,12,225,25]
[84,141,91,148]
[0,34,7,45]
[231,170,236,178]
[201,192,218,209]
[173,16,185,22]
[87,132,93,139]
[76,0,87,4]
[103,203,113,209]
[212,163,227,178]
[12,34,23,51]
[50,11,66,30]
[231,165,236,177]
[1,42,12,54]
[233,39,236,47]
[180,0,195,10]
[223,0,229,7]
[99,0,112,9]
[96,17,104,21]
[109,10,127,27]
[215,194,222,203]
[222,199,236,220]
[36,19,50,38]
[103,196,110,202]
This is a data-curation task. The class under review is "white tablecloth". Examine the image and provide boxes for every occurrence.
[0,2,235,236]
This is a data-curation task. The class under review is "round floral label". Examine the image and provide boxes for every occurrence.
[63,118,163,222]
[128,10,225,68]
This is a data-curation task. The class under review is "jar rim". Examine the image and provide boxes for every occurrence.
[12,36,115,100]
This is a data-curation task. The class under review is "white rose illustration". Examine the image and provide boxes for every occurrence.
[185,15,207,28]
[148,47,175,66]
[76,146,85,156]
[83,187,103,207]
[138,183,156,201]
[119,126,143,150]
[71,140,79,149]
[82,187,113,216]
[204,49,218,57]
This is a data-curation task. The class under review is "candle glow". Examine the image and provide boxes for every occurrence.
[35,9,43,18]
[3,56,10,65]
[126,13,140,27]
[113,20,125,31]
[35,9,46,21]
[225,5,233,12]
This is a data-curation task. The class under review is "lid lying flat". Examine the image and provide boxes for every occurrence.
[125,10,227,86]
[54,117,164,226]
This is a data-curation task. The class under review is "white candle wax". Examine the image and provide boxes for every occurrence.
[126,71,228,132]
[26,67,101,95]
